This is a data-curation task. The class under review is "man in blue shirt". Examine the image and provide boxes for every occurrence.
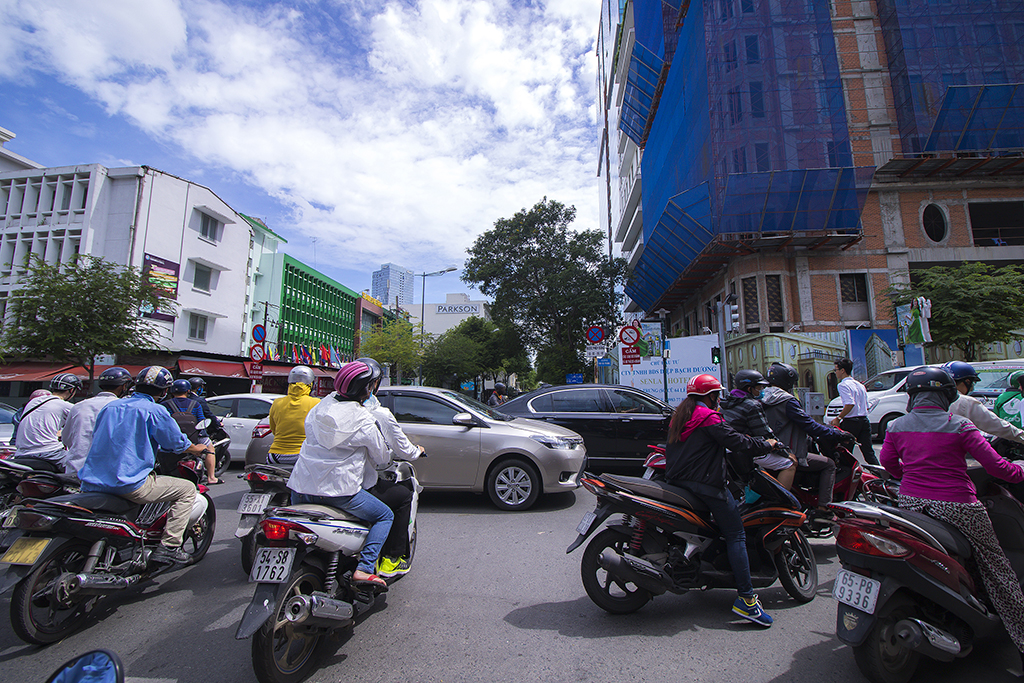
[79,366,213,565]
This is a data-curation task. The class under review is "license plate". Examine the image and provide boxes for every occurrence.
[237,493,273,515]
[249,546,295,583]
[833,568,881,614]
[1,510,15,528]
[0,537,50,565]
[576,511,597,536]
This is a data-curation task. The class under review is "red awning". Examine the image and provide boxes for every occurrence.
[0,363,75,382]
[245,362,336,378]
[177,359,249,379]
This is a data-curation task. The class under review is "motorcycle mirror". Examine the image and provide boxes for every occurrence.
[46,649,124,683]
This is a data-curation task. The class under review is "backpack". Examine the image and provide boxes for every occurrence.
[163,398,201,444]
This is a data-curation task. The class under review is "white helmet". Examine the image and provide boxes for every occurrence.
[288,365,315,385]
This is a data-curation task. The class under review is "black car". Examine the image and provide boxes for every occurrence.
[500,384,671,472]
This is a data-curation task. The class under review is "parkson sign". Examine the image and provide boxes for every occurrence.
[435,304,481,314]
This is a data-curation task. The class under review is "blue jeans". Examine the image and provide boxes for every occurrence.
[691,491,753,597]
[292,490,394,574]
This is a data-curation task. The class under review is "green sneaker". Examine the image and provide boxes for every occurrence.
[376,556,411,577]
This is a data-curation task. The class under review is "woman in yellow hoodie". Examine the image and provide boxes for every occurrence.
[267,366,321,465]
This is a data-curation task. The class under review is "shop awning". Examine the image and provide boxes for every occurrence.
[0,363,75,382]
[245,362,335,378]
[177,359,249,379]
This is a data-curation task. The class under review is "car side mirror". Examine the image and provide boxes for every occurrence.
[662,407,673,417]
[452,412,477,427]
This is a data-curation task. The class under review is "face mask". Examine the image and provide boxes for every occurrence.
[363,394,381,410]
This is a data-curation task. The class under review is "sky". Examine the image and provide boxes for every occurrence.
[0,0,603,305]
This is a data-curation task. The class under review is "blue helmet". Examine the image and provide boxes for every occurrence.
[135,366,174,394]
[171,379,192,395]
[941,361,980,384]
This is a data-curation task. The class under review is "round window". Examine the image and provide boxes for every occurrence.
[922,204,947,243]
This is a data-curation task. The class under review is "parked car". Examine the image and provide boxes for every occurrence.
[500,384,672,473]
[0,403,16,445]
[245,386,587,511]
[963,359,1024,410]
[204,393,284,463]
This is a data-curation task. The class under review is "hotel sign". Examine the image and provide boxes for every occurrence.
[435,304,481,314]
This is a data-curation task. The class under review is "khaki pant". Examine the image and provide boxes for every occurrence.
[124,473,197,548]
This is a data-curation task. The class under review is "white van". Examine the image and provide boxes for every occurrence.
[824,359,1024,440]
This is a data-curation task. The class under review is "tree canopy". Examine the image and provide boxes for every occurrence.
[357,318,421,384]
[0,255,172,379]
[884,261,1024,361]
[420,317,530,388]
[462,198,626,383]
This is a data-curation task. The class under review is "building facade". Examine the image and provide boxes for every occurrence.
[597,0,1024,376]
[371,262,414,308]
[420,292,491,337]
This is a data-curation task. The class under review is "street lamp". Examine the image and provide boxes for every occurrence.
[417,266,457,385]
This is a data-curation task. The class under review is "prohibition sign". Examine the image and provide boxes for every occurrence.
[619,325,640,346]
[249,344,266,363]
[252,324,266,343]
[586,326,604,344]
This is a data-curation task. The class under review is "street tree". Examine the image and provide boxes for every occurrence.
[453,317,530,383]
[357,318,420,384]
[420,330,482,388]
[0,255,172,380]
[463,198,626,383]
[884,261,1024,361]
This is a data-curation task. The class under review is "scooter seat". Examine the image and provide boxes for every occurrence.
[280,504,362,522]
[46,492,137,514]
[599,474,710,512]
[878,504,974,559]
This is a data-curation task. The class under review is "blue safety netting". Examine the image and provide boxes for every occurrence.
[925,84,1024,153]
[619,42,663,146]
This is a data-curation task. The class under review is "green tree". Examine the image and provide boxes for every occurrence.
[884,261,1024,361]
[463,198,626,383]
[420,330,482,387]
[357,318,421,384]
[0,255,172,380]
[452,317,530,383]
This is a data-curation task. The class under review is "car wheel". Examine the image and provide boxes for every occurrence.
[486,458,541,511]
[878,414,901,441]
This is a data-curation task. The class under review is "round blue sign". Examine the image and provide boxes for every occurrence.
[252,324,266,343]
[586,326,604,344]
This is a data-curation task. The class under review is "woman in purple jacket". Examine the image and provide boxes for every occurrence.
[881,366,1024,663]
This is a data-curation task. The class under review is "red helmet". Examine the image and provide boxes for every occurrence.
[686,373,722,396]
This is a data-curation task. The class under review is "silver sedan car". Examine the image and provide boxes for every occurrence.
[245,386,586,511]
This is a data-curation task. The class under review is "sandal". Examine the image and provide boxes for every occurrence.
[352,573,388,589]
[206,479,223,485]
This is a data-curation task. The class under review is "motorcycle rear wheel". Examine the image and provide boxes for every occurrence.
[853,596,920,683]
[581,528,652,614]
[10,542,94,644]
[181,495,216,563]
[252,569,326,683]
[774,530,818,603]
[214,446,231,479]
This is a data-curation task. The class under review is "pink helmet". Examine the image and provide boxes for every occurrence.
[333,362,377,400]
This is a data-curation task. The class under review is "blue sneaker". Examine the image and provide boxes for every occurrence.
[732,594,773,627]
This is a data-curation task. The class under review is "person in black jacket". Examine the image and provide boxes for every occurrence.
[665,373,778,627]
[721,369,798,489]
[761,362,848,513]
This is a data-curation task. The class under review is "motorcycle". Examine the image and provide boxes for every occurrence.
[235,456,421,683]
[0,451,216,644]
[209,425,232,480]
[236,463,294,575]
[567,467,817,615]
[830,462,1024,683]
[0,458,82,551]
[791,437,879,537]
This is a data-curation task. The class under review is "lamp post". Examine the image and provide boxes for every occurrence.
[417,266,456,385]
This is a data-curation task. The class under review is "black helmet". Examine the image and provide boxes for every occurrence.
[135,366,174,396]
[906,366,958,404]
[187,377,206,395]
[171,379,192,395]
[355,358,383,394]
[766,363,798,392]
[734,369,769,393]
[50,372,83,393]
[97,367,133,391]
[494,382,507,395]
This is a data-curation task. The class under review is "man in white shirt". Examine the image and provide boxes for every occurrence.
[63,367,134,476]
[830,358,877,465]
[943,361,1024,446]
[13,372,82,469]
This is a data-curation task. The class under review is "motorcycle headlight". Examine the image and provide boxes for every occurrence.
[531,435,580,450]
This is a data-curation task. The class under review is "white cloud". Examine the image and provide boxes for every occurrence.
[0,0,603,271]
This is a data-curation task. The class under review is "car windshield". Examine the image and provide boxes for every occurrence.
[974,366,1024,393]
[862,371,910,392]
[436,390,513,421]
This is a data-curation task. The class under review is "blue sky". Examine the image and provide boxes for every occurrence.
[0,0,602,305]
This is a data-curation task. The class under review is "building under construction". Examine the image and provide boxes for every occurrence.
[598,0,1024,370]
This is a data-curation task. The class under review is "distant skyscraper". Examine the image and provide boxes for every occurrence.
[371,263,414,308]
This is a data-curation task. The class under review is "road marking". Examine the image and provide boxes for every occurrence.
[203,603,248,631]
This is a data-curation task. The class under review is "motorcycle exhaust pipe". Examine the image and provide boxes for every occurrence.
[895,618,961,661]
[597,550,670,595]
[67,573,138,595]
[284,593,354,628]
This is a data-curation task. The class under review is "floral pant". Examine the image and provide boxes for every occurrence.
[899,494,1024,653]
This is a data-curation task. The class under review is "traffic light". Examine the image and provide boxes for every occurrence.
[711,346,721,364]
[729,304,740,331]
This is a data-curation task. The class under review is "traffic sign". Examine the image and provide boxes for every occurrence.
[249,344,266,363]
[622,346,641,365]
[597,358,612,367]
[566,373,584,384]
[249,362,263,380]
[619,325,640,346]
[586,325,605,344]
[585,344,607,359]
[251,324,266,343]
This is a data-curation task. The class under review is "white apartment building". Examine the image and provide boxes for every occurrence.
[0,162,273,357]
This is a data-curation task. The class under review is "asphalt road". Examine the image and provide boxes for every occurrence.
[0,470,1022,683]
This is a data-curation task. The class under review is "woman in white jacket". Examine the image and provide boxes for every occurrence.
[287,361,393,588]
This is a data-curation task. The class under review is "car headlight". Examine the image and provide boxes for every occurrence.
[531,435,580,450]
[867,399,878,412]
